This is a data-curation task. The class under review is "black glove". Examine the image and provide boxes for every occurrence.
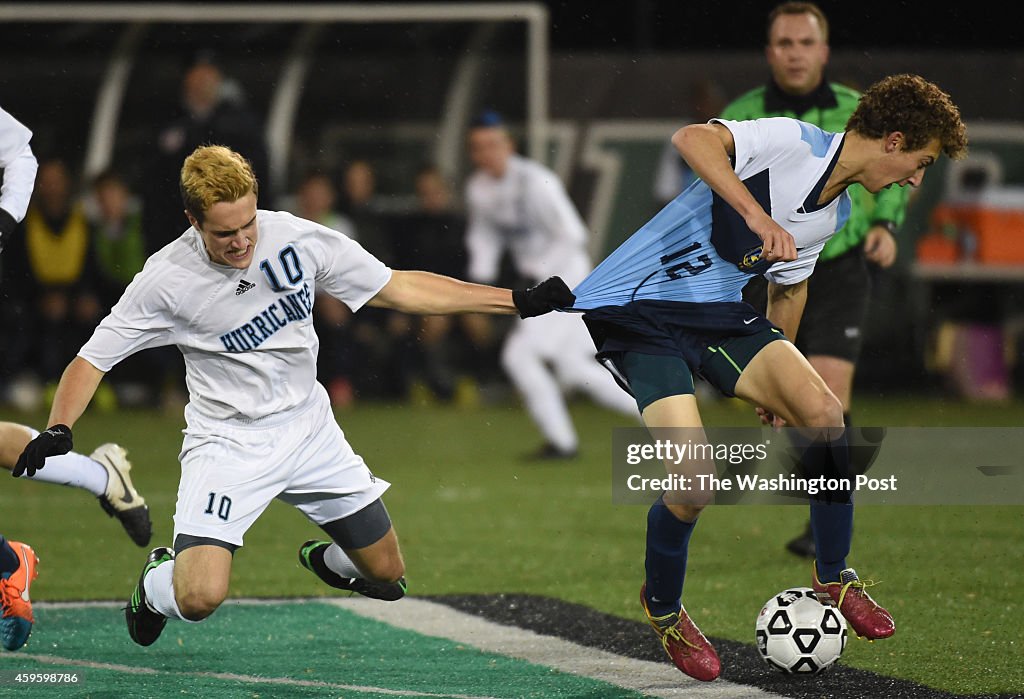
[13,424,74,478]
[512,276,576,319]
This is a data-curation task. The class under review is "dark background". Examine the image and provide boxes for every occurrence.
[5,1,1019,51]
[544,2,1018,51]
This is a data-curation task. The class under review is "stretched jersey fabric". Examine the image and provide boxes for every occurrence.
[572,118,851,310]
[79,210,391,421]
[465,153,592,287]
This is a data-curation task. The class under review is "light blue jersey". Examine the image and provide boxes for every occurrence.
[573,118,851,310]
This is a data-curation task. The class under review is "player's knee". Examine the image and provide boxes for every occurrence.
[664,500,705,522]
[176,585,227,621]
[801,391,844,429]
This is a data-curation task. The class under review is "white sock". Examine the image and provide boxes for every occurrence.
[324,544,363,579]
[143,560,199,623]
[23,429,109,496]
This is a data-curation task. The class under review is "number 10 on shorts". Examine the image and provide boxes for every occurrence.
[204,493,232,520]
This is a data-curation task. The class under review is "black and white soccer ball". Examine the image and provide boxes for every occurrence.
[755,587,847,674]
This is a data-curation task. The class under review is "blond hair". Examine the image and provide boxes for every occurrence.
[180,145,258,225]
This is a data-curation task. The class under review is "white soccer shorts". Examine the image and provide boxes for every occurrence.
[173,383,389,547]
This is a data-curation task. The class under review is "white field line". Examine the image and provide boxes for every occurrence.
[330,597,783,699]
[29,598,784,699]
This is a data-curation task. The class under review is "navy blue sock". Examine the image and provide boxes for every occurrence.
[811,500,853,582]
[0,536,20,578]
[810,428,854,582]
[643,495,697,617]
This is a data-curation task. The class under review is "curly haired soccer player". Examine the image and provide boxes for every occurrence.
[14,144,572,647]
[572,74,967,681]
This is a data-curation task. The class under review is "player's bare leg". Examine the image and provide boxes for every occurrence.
[637,393,721,681]
[2,422,151,546]
[808,355,855,414]
[0,423,30,467]
[342,527,405,583]
[783,354,856,557]
[126,543,232,646]
[299,500,407,601]
[735,341,894,639]
[641,394,709,521]
[734,340,843,428]
[171,545,233,620]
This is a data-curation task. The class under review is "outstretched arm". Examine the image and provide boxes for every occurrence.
[367,270,575,318]
[367,270,517,315]
[13,357,105,477]
[47,356,106,429]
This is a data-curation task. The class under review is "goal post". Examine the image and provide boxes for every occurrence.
[0,2,550,195]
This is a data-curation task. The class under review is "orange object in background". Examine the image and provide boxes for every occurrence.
[968,207,1024,263]
[917,204,962,263]
[915,230,960,263]
[919,202,1024,264]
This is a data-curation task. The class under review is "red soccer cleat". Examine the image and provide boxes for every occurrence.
[812,565,895,640]
[1,541,39,651]
[640,584,721,681]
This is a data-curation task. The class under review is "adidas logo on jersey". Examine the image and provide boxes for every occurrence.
[235,279,256,296]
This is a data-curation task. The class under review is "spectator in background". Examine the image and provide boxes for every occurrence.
[296,171,356,238]
[143,52,269,255]
[89,168,176,406]
[339,159,391,264]
[390,165,498,402]
[719,1,909,559]
[294,171,358,407]
[6,159,104,391]
[336,159,407,400]
[465,111,640,458]
[90,169,146,307]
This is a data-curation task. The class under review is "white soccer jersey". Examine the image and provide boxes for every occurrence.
[0,106,37,222]
[465,154,592,287]
[79,210,391,420]
[716,116,850,286]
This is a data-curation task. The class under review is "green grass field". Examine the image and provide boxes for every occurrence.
[1,394,1022,695]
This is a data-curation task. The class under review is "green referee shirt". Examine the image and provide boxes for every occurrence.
[719,79,909,261]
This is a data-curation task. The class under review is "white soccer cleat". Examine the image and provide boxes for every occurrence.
[90,444,153,547]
